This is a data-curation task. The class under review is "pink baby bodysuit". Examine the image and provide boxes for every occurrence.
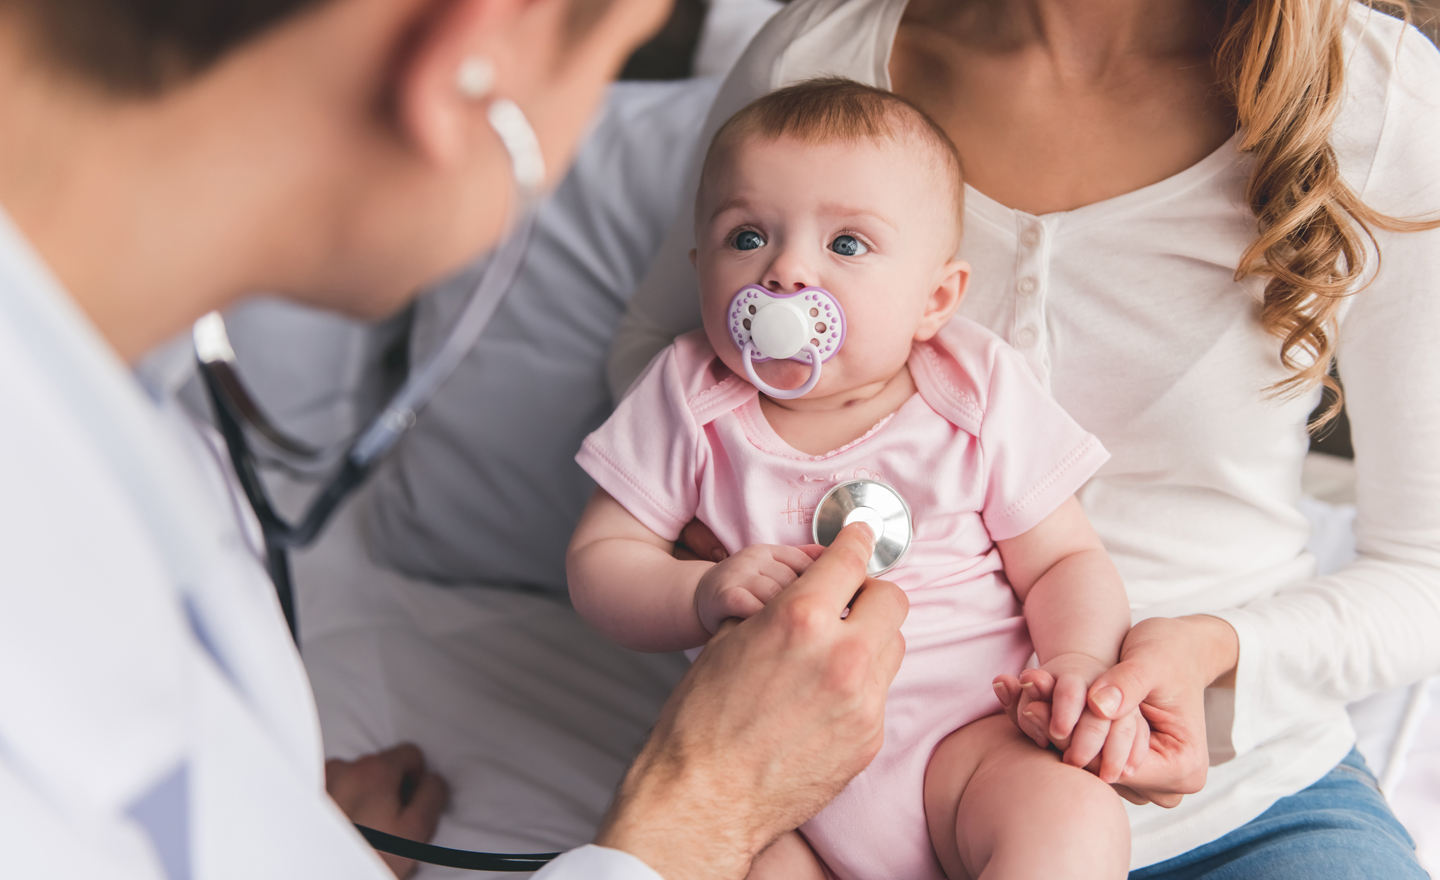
[577,317,1109,880]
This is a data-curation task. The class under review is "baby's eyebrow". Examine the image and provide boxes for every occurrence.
[708,198,899,231]
[709,196,753,222]
[817,204,899,231]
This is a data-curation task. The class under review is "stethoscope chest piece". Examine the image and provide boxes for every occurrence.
[812,479,912,576]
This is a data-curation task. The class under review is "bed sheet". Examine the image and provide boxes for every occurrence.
[287,476,686,879]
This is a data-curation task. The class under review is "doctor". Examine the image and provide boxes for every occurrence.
[0,0,909,878]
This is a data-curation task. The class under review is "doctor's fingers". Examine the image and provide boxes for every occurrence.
[842,577,908,687]
[779,523,877,614]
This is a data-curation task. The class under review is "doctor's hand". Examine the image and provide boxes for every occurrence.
[597,523,908,880]
[326,744,450,878]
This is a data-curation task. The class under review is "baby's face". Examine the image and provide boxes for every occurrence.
[694,134,967,402]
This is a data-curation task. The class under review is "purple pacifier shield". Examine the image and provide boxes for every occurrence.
[726,285,847,363]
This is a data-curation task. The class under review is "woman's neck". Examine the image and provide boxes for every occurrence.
[907,0,1216,75]
[759,363,918,457]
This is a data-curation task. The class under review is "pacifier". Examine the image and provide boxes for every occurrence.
[726,284,847,399]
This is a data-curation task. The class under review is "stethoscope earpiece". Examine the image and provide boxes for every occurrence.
[727,285,846,399]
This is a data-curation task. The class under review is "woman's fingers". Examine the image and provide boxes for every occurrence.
[1017,667,1056,699]
[992,674,1021,710]
[1018,698,1053,749]
[680,518,728,563]
[1096,712,1134,783]
[1087,657,1153,722]
[1126,711,1151,778]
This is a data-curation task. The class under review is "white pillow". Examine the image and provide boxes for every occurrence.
[363,78,722,592]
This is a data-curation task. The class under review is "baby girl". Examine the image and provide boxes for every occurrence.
[568,78,1143,880]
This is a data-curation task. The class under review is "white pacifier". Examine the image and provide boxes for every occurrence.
[726,284,847,400]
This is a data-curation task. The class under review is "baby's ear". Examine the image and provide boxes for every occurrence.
[914,259,970,342]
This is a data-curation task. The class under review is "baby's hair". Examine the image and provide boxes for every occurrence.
[700,77,966,247]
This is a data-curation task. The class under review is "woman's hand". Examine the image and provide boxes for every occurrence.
[596,523,909,880]
[995,615,1237,807]
[994,653,1151,784]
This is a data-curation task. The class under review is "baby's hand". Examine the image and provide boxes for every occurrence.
[694,544,819,634]
[993,654,1150,785]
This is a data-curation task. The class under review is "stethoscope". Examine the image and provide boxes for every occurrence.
[197,90,914,871]
[197,93,564,873]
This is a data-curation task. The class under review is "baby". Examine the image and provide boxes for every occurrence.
[568,79,1141,880]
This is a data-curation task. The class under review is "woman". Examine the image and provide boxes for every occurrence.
[0,0,909,878]
[608,0,1440,876]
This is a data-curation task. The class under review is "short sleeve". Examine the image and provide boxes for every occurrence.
[979,344,1110,541]
[577,344,703,542]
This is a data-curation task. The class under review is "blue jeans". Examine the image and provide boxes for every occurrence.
[1132,749,1429,880]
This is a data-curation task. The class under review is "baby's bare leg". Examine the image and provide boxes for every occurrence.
[924,715,1129,880]
[745,830,831,880]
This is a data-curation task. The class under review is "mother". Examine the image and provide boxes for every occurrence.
[608,0,1440,875]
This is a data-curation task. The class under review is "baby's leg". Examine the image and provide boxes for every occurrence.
[924,714,1129,880]
[745,830,831,880]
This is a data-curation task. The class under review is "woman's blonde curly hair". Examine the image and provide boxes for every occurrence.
[1218,0,1439,425]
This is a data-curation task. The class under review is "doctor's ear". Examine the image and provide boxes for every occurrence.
[914,259,969,342]
[394,0,538,165]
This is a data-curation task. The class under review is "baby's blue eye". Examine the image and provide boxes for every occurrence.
[831,235,867,256]
[733,230,765,251]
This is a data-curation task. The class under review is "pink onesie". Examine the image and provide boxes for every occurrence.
[577,317,1109,880]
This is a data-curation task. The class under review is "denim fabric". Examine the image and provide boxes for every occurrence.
[1132,749,1429,880]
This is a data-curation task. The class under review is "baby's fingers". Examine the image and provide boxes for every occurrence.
[1061,710,1110,770]
[772,544,818,575]
[715,587,766,626]
[1049,674,1089,742]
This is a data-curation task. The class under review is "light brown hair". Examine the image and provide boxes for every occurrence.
[1218,0,1440,424]
[700,77,967,250]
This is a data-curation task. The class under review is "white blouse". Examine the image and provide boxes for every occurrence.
[607,0,1440,867]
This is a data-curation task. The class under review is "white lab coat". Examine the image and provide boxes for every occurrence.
[0,209,658,880]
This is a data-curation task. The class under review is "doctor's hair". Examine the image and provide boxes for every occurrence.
[0,0,332,93]
[1,0,620,95]
[700,78,966,249]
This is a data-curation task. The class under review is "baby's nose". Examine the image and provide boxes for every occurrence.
[762,249,816,293]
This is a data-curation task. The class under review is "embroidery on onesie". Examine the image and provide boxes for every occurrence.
[577,318,1109,880]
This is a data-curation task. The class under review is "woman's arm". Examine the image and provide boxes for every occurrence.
[1079,28,1440,803]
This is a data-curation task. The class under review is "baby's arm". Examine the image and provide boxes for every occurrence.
[996,496,1144,782]
[567,489,817,652]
